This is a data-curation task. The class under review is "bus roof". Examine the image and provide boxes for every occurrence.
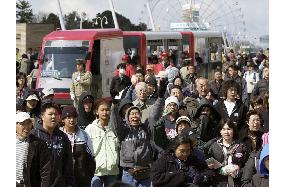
[190,30,222,38]
[43,29,123,41]
[123,31,182,40]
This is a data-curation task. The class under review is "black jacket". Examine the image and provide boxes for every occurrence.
[203,138,249,187]
[31,123,74,187]
[214,99,248,138]
[239,128,263,154]
[23,134,51,187]
[110,75,131,97]
[241,151,261,186]
[78,92,96,130]
[251,79,269,100]
[150,152,212,187]
[193,98,221,142]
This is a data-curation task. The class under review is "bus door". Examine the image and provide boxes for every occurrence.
[167,38,182,67]
[181,32,194,66]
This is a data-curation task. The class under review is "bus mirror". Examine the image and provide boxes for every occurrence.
[85,52,91,60]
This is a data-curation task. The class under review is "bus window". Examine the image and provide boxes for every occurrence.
[147,39,164,62]
[167,39,182,67]
[38,40,89,89]
[208,37,222,62]
[195,38,208,64]
[125,48,139,66]
[123,36,140,66]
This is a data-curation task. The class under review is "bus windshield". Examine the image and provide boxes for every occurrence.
[39,40,89,88]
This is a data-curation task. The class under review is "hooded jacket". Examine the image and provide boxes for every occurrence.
[193,98,221,142]
[59,126,95,187]
[111,97,164,166]
[150,151,212,187]
[110,105,153,168]
[246,144,269,187]
[31,122,74,187]
[22,134,51,187]
[77,92,96,130]
[85,119,120,176]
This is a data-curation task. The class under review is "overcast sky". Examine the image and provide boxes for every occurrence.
[27,0,269,41]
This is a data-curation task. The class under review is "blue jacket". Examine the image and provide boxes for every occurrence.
[259,144,269,176]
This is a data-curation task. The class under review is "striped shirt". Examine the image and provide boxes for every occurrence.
[16,135,29,181]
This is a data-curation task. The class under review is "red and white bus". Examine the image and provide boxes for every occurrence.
[36,29,124,105]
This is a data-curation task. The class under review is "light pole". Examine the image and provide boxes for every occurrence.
[74,12,86,29]
[94,16,108,29]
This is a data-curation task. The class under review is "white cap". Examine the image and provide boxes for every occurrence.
[16,112,31,123]
[165,96,179,108]
[42,88,54,97]
[176,116,191,125]
[26,94,39,101]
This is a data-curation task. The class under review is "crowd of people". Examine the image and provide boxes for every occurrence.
[16,47,269,187]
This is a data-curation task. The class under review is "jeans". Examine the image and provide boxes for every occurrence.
[91,175,118,187]
[121,169,151,187]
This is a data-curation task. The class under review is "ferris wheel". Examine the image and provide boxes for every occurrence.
[138,0,246,47]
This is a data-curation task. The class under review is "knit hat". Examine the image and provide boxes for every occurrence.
[16,112,31,123]
[61,106,78,119]
[166,67,179,82]
[135,82,147,93]
[165,96,179,108]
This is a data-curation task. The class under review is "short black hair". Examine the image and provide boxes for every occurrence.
[218,118,238,139]
[222,80,240,99]
[41,100,59,114]
[173,76,184,86]
[228,64,239,71]
[246,110,260,122]
[170,133,193,152]
[170,85,182,92]
[135,69,145,76]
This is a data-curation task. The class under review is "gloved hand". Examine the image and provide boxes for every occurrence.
[110,90,118,99]
[158,78,168,98]
[70,93,75,100]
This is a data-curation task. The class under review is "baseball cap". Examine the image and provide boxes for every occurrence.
[181,128,199,140]
[61,106,78,119]
[16,112,31,123]
[176,116,191,125]
[42,88,54,97]
[26,94,39,101]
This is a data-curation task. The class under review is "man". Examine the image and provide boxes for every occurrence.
[70,59,92,109]
[77,92,96,130]
[183,65,198,94]
[110,63,131,99]
[16,112,51,187]
[209,69,224,100]
[224,64,248,103]
[251,66,269,100]
[243,61,259,101]
[60,106,95,187]
[31,101,74,187]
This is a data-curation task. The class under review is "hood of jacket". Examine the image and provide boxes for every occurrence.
[259,143,269,176]
[78,92,96,126]
[194,98,220,120]
[124,106,142,126]
[118,98,134,118]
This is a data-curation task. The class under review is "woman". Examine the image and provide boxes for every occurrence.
[85,99,120,187]
[204,119,248,187]
[60,105,95,187]
[151,134,212,187]
[239,110,263,154]
[16,72,29,101]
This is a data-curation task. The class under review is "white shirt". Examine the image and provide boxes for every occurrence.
[224,100,236,116]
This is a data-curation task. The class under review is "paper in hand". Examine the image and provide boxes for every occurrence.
[205,157,223,169]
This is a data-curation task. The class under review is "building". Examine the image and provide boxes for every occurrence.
[16,23,55,55]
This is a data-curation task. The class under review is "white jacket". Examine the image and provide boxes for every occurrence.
[243,70,259,93]
[85,119,119,176]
